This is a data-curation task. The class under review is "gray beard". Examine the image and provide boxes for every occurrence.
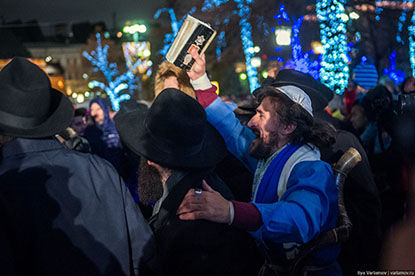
[137,159,164,205]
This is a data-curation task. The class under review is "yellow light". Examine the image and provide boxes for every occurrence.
[85,91,90,97]
[254,46,260,53]
[311,41,324,55]
[117,32,123,38]
[239,73,247,80]
[138,24,147,33]
[275,28,291,46]
[57,80,64,88]
[251,57,261,68]
[211,81,220,95]
[72,93,78,99]
[143,49,151,58]
[76,94,85,103]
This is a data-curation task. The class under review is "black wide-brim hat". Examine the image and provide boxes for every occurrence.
[254,69,334,112]
[115,88,227,169]
[0,57,74,138]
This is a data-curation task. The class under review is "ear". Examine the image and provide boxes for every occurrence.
[147,160,156,167]
[282,123,297,136]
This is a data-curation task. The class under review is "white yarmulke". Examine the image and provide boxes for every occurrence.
[276,85,313,117]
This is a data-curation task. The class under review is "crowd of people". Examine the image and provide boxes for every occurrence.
[1,49,415,276]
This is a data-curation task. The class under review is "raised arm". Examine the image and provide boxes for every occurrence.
[187,49,258,172]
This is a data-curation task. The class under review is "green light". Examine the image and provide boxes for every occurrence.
[239,73,247,80]
[262,71,268,78]
[88,82,94,89]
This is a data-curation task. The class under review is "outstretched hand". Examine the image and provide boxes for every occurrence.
[177,180,230,224]
[186,48,206,81]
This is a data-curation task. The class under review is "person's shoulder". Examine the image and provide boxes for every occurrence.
[59,146,118,173]
[291,159,333,178]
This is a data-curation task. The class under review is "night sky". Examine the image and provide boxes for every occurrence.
[2,0,164,29]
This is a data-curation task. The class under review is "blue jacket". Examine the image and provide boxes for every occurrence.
[0,138,157,275]
[205,97,340,274]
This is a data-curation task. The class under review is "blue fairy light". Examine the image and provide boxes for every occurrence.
[202,0,259,92]
[383,51,405,85]
[316,0,349,95]
[83,33,140,111]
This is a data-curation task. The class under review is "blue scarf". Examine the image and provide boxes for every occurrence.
[255,144,300,203]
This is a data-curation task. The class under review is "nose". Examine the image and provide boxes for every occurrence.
[247,116,256,129]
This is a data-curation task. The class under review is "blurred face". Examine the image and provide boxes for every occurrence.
[71,116,87,136]
[247,97,285,159]
[349,105,368,133]
[404,77,415,94]
[90,103,105,125]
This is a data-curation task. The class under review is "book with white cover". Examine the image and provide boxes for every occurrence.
[166,15,216,70]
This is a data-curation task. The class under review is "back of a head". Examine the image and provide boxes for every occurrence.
[362,85,393,122]
[154,61,195,99]
[0,57,74,139]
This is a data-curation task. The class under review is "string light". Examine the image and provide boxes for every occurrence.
[409,6,415,76]
[203,0,259,93]
[383,51,405,85]
[83,33,139,111]
[316,0,349,95]
[274,4,321,79]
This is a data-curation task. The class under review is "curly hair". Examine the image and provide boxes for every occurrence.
[154,61,195,99]
[257,86,336,149]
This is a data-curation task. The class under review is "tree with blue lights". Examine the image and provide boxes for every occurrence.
[273,4,321,79]
[316,0,349,95]
[409,5,415,77]
[201,0,259,93]
[383,51,405,85]
[83,33,140,111]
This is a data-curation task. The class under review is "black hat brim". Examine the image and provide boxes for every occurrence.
[115,109,227,169]
[0,88,74,138]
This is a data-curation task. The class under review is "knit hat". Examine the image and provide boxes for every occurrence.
[352,63,379,90]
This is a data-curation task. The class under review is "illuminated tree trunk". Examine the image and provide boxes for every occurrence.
[316,0,349,95]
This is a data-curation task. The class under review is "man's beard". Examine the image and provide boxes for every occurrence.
[248,130,279,160]
[138,158,163,205]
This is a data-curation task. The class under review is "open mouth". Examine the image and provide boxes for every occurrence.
[251,128,260,138]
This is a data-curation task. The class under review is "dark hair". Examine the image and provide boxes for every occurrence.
[74,108,87,117]
[257,87,336,149]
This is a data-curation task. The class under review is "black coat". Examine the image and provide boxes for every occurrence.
[320,130,382,274]
[149,170,263,276]
[0,138,156,276]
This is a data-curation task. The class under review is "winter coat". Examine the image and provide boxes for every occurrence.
[0,138,157,276]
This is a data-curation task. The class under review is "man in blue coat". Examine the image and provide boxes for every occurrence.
[0,57,156,276]
[178,50,340,275]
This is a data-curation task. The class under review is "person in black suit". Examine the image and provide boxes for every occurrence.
[115,88,262,276]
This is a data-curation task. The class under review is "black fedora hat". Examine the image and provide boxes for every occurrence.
[254,69,333,112]
[0,57,74,138]
[115,88,227,169]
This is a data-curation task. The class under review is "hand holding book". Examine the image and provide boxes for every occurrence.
[166,15,216,71]
[187,48,206,81]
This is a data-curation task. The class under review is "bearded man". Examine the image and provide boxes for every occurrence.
[115,88,262,276]
[177,50,340,275]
